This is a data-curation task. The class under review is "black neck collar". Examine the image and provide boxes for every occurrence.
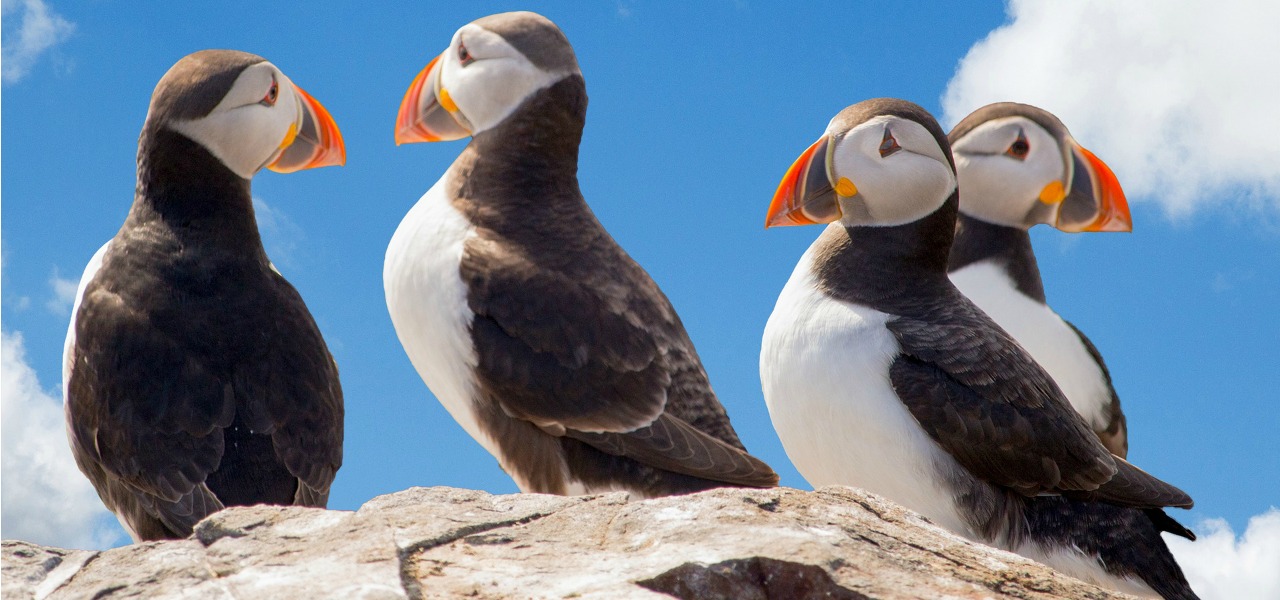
[948,213,1046,303]
[126,126,265,258]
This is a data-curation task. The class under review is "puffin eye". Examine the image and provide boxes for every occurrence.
[879,129,901,158]
[1005,130,1030,160]
[458,41,475,66]
[262,79,279,106]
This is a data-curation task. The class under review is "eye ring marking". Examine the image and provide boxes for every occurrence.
[458,41,475,66]
[1005,129,1030,160]
[879,128,901,158]
[261,77,279,106]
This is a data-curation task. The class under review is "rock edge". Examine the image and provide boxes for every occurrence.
[2,485,1139,599]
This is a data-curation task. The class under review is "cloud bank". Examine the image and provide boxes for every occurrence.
[1,329,123,549]
[1169,509,1280,600]
[1,0,74,84]
[45,268,78,316]
[942,0,1280,217]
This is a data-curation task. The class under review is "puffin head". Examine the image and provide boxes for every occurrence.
[152,49,345,180]
[394,11,581,144]
[948,102,1130,233]
[766,98,957,229]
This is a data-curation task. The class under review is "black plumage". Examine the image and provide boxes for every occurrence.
[948,102,1131,456]
[810,216,1186,508]
[949,213,1130,456]
[65,51,342,541]
[446,70,776,496]
[780,98,1195,599]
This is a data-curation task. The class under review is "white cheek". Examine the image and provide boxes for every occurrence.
[865,154,956,225]
[956,146,1064,227]
[172,104,292,180]
[841,152,956,227]
[1024,127,1065,183]
[444,56,567,135]
[956,154,1038,226]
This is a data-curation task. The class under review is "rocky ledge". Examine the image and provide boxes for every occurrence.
[2,485,1138,599]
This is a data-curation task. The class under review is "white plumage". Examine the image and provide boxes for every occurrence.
[384,170,576,493]
[950,260,1113,434]
[384,173,492,456]
[761,243,976,538]
[62,241,111,392]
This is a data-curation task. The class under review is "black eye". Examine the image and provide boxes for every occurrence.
[1006,130,1030,160]
[879,129,901,158]
[262,79,279,106]
[458,41,474,66]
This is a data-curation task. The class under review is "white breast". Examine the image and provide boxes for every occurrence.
[760,246,975,538]
[949,261,1112,432]
[1015,541,1157,597]
[63,241,112,393]
[384,173,498,459]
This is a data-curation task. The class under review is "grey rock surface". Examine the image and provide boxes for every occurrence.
[2,486,1137,599]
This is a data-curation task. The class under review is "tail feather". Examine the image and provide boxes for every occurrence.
[567,413,779,488]
[1020,497,1199,600]
[1145,508,1196,541]
[1066,456,1193,509]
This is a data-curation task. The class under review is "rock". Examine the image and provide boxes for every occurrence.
[636,557,871,599]
[2,486,1139,599]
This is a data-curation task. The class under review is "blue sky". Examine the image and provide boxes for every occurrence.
[3,2,1279,594]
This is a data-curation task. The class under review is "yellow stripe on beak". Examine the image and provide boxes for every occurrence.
[438,87,459,113]
[279,122,298,150]
[835,177,858,197]
[1038,180,1066,204]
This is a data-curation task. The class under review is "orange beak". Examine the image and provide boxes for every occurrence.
[395,54,471,145]
[267,84,345,173]
[1056,142,1132,232]
[1075,145,1131,232]
[765,137,843,228]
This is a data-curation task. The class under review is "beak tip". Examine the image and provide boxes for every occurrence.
[764,213,787,229]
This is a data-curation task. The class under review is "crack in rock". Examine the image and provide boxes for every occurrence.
[396,506,574,600]
[636,557,872,600]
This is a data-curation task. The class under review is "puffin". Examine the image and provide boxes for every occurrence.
[759,98,1196,599]
[386,11,777,498]
[63,49,346,542]
[948,102,1132,457]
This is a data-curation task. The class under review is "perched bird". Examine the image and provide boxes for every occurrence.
[63,50,346,542]
[386,11,777,498]
[760,98,1196,598]
[948,102,1132,456]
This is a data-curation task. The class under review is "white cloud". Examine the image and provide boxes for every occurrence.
[1,328,124,549]
[1,0,75,84]
[1169,509,1280,600]
[942,0,1280,217]
[45,267,78,316]
[253,197,304,268]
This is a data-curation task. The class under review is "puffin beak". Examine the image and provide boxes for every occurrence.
[267,84,346,173]
[765,137,846,228]
[395,54,472,145]
[1055,142,1131,232]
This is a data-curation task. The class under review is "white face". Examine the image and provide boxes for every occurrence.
[437,23,574,135]
[827,115,957,227]
[170,61,301,179]
[950,116,1067,228]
